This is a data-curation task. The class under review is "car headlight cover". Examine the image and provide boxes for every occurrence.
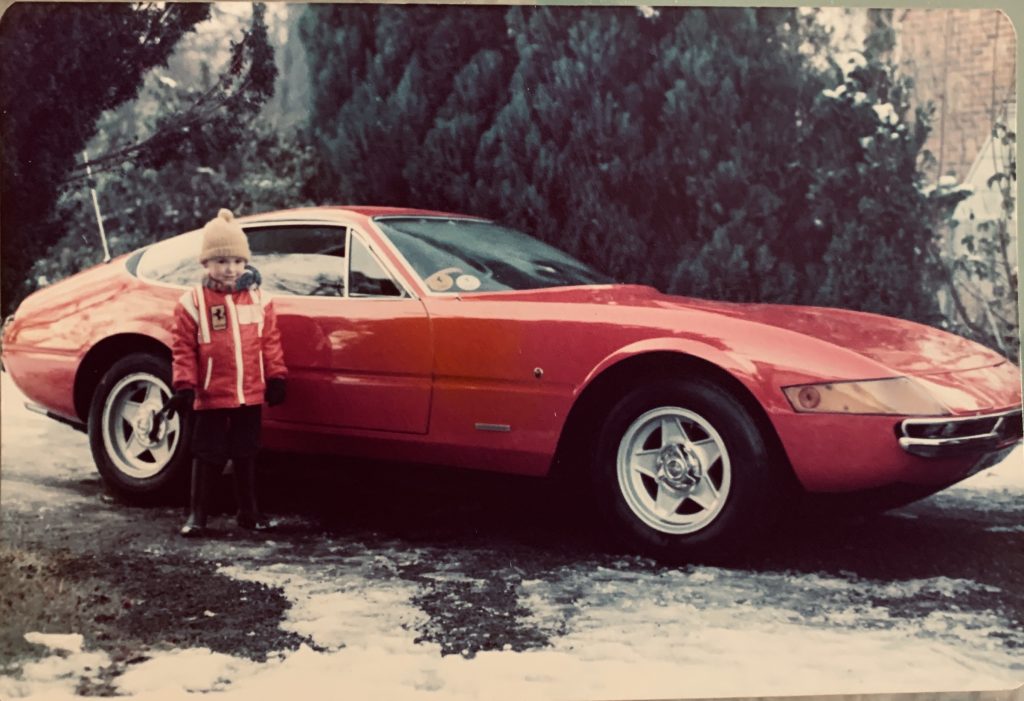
[783,377,950,416]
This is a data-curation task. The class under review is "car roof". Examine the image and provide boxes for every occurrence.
[236,205,476,224]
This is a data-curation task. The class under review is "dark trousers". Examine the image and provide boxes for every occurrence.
[192,404,262,465]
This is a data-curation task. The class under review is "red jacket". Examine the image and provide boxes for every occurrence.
[171,283,287,410]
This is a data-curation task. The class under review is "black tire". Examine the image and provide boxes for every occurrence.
[87,353,190,502]
[592,377,782,561]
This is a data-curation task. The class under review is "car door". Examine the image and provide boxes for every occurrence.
[244,223,432,434]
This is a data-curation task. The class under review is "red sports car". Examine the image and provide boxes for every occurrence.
[3,206,1021,557]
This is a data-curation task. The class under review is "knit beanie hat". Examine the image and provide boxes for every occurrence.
[198,209,250,262]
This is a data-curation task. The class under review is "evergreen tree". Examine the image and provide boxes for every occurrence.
[0,3,276,314]
[407,47,513,214]
[475,6,671,282]
[297,7,943,326]
[36,117,317,290]
[803,10,942,322]
[299,5,509,205]
[653,8,824,301]
[0,3,209,313]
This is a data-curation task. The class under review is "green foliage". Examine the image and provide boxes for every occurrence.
[801,31,941,322]
[475,7,659,281]
[299,4,513,206]
[0,3,210,313]
[939,123,1019,360]
[10,7,956,336]
[33,113,316,290]
[655,9,819,302]
[0,3,277,314]
[298,6,944,326]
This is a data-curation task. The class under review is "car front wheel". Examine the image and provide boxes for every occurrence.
[593,377,781,561]
[88,353,190,501]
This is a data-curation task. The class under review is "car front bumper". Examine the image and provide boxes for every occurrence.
[772,408,1022,493]
[897,408,1023,458]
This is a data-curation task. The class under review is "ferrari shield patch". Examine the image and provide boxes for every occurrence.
[210,305,227,331]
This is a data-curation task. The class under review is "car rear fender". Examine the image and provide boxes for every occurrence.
[74,333,171,421]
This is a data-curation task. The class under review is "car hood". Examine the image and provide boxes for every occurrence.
[704,302,1005,375]
[474,285,1009,376]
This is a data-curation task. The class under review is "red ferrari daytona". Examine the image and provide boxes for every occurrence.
[3,206,1021,557]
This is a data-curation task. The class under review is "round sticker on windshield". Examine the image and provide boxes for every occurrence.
[427,274,454,291]
[455,274,481,291]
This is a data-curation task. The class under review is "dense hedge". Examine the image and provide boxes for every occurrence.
[300,6,943,325]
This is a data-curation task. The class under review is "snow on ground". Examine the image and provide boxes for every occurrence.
[951,444,1023,490]
[1,372,95,507]
[96,553,1022,701]
[2,371,1023,699]
[1,650,112,701]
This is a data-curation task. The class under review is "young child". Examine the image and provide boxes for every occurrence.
[166,208,288,537]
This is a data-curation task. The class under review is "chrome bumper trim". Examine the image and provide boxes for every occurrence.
[898,409,1022,458]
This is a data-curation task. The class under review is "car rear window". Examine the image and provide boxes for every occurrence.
[135,226,349,297]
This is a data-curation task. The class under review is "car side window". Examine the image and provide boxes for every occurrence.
[137,225,348,297]
[348,234,404,298]
[244,226,346,297]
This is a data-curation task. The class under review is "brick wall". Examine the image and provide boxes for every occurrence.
[897,9,1016,184]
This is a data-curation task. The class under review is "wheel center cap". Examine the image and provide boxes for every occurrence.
[658,446,702,489]
[135,404,164,445]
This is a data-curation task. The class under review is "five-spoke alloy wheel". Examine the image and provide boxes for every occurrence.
[594,376,781,560]
[617,406,732,535]
[88,353,190,500]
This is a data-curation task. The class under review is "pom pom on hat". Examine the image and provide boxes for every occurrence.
[199,208,251,262]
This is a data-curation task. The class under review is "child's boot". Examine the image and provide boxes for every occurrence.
[180,459,212,537]
[233,457,272,530]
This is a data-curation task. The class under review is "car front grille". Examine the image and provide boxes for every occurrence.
[897,408,1023,458]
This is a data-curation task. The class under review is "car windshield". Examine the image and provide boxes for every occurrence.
[374,217,612,293]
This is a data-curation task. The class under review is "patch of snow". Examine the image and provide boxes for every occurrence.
[872,102,899,125]
[23,632,84,653]
[2,364,1022,699]
[955,445,1023,490]
[922,180,975,198]
[186,556,1023,698]
[0,650,110,700]
[118,648,259,696]
[837,50,867,76]
[1,373,94,509]
[872,577,1001,598]
[822,84,847,99]
[514,566,1022,697]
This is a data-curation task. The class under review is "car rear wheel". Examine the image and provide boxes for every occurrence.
[88,353,190,501]
[593,377,781,561]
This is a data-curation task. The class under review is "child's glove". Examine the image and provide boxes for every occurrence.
[235,264,262,291]
[164,388,195,419]
[265,377,287,407]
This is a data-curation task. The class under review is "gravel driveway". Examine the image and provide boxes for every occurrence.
[2,371,1021,699]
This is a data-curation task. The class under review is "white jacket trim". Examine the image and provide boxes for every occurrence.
[224,294,246,404]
